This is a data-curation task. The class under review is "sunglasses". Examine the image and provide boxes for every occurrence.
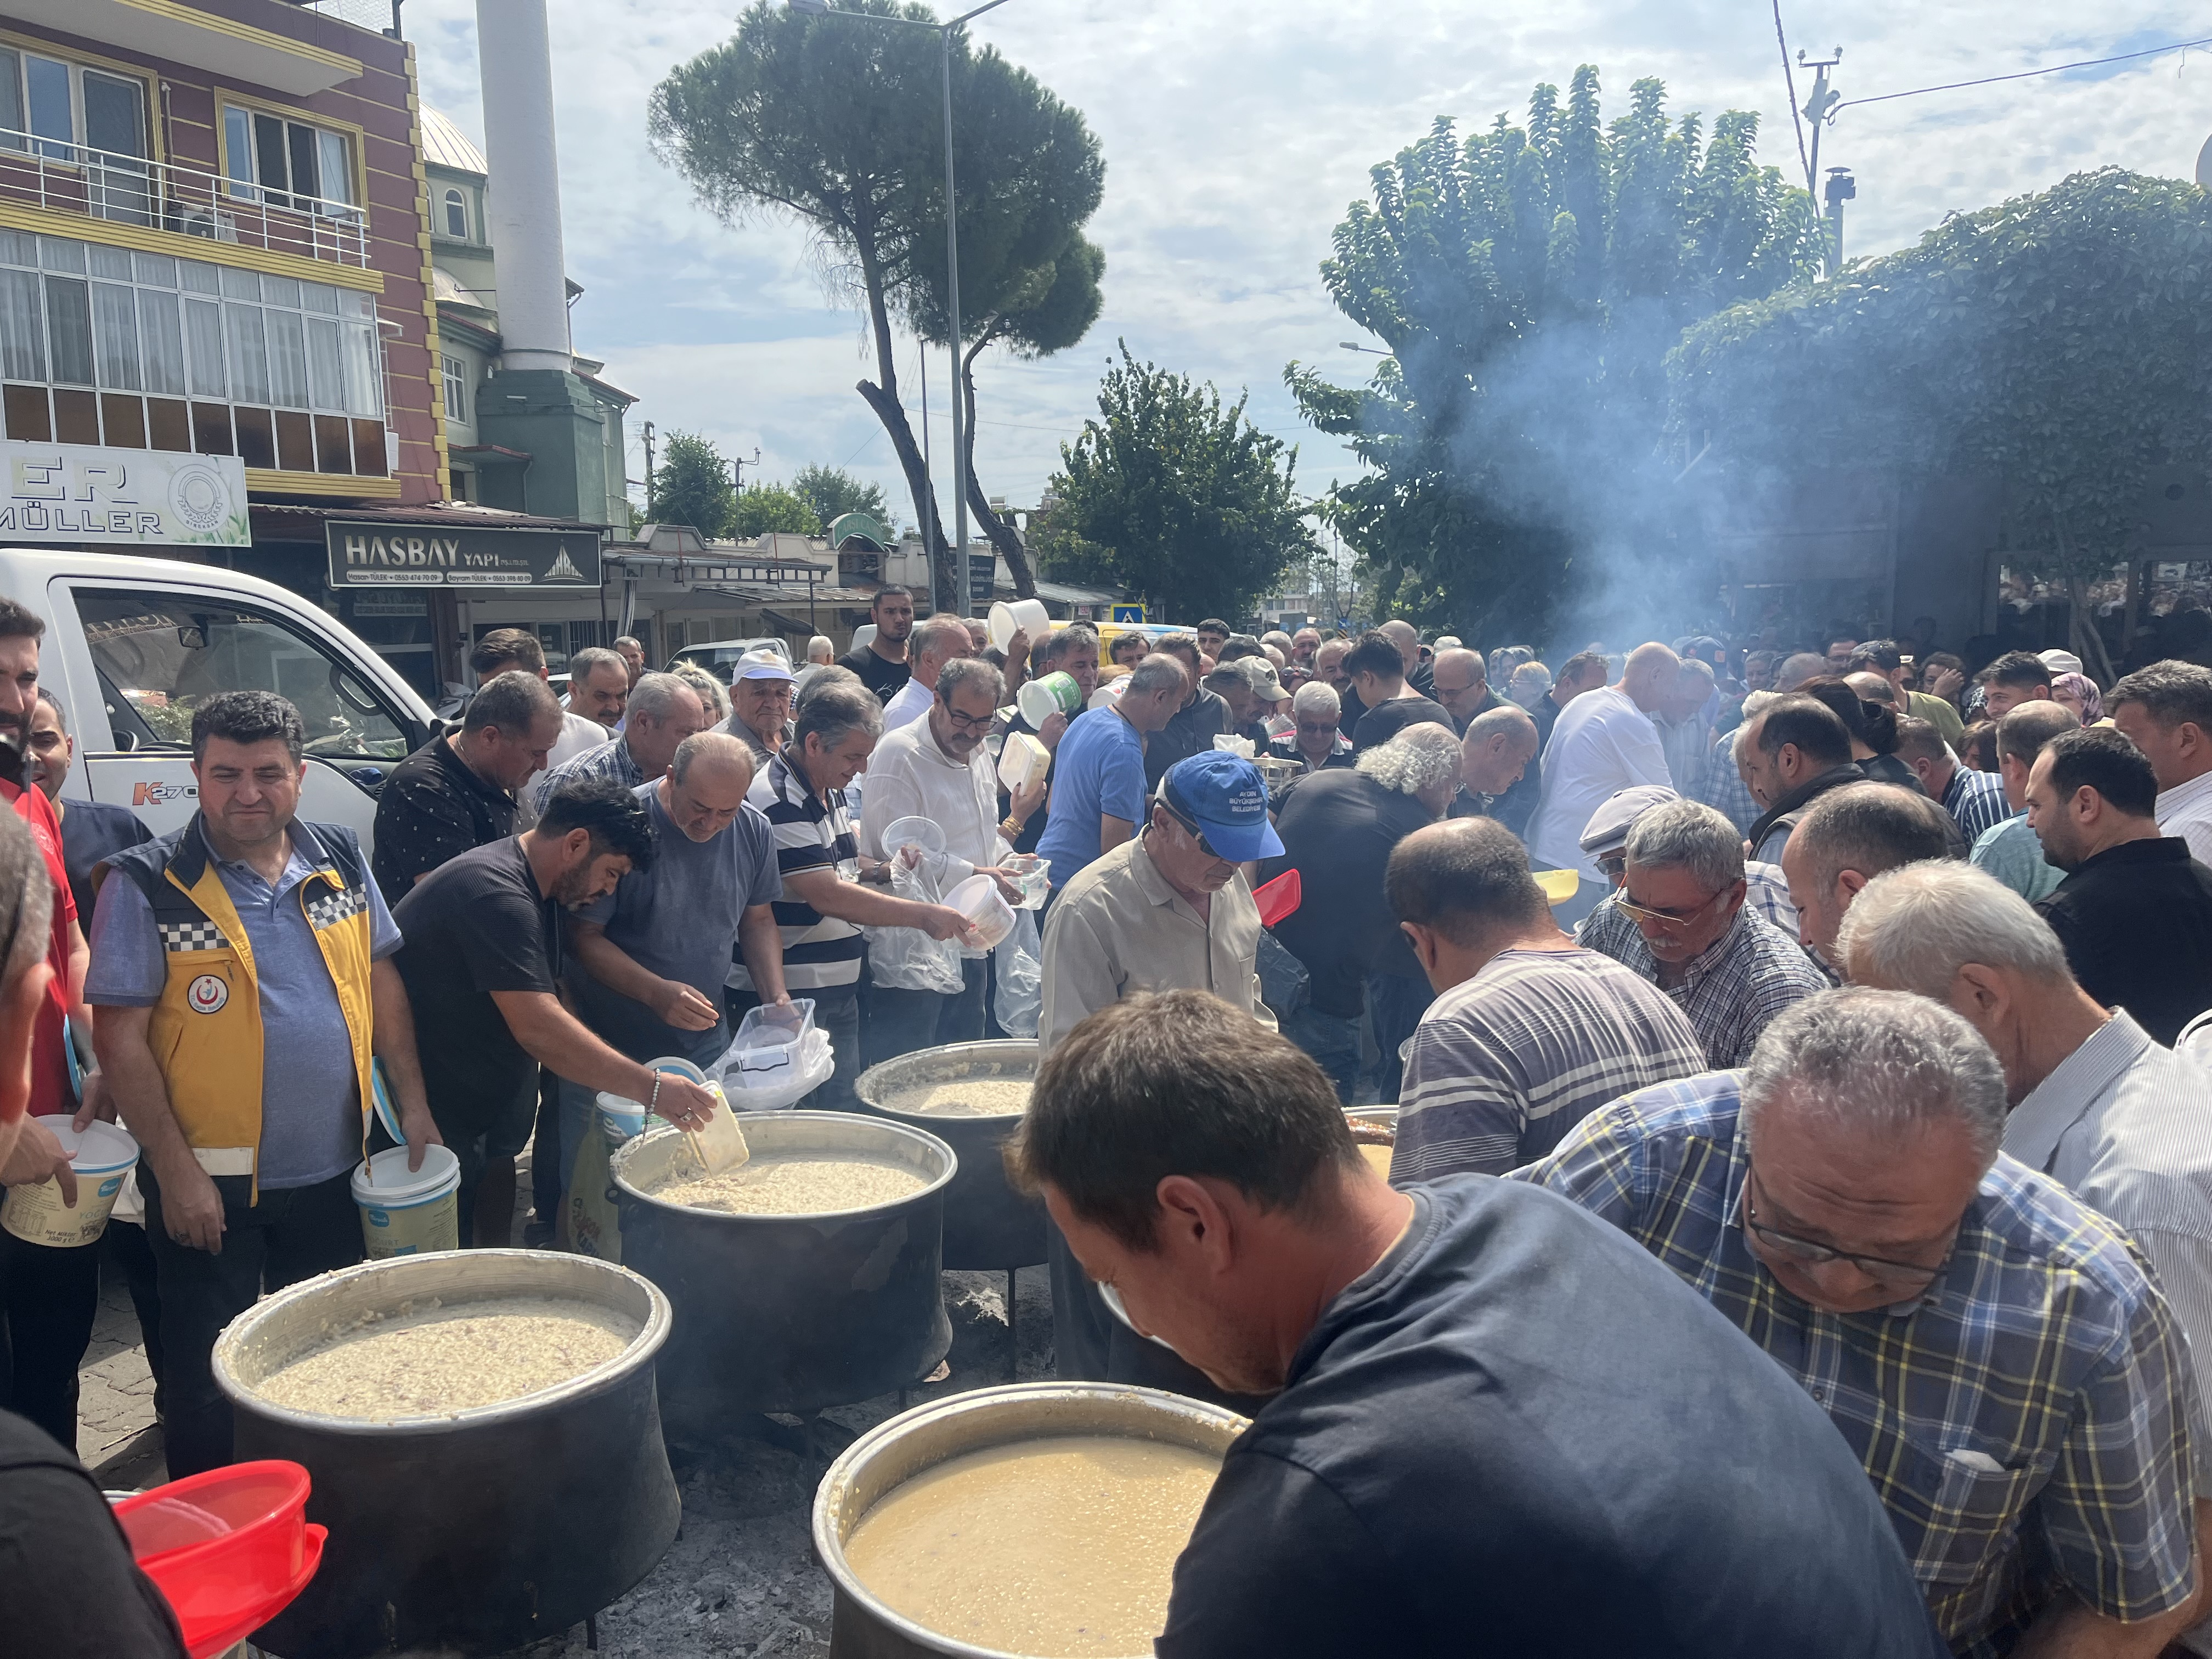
[1159,800,1225,861]
[1615,885,1730,932]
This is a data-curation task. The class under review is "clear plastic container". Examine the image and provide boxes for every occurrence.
[725,999,819,1090]
[946,873,1017,950]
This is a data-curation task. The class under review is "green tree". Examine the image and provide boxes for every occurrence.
[651,431,736,538]
[1285,67,1821,641]
[729,483,825,537]
[1670,167,2212,681]
[790,464,888,530]
[1044,342,1318,622]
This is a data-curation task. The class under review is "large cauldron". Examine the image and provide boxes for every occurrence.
[213,1250,677,1658]
[611,1111,957,1416]
[814,1382,1249,1658]
[855,1040,1044,1271]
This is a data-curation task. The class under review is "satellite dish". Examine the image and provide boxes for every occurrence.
[2197,133,2212,188]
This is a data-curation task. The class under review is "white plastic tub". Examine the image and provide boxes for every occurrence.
[1015,672,1082,728]
[986,598,1049,653]
[349,1144,461,1258]
[946,873,1017,951]
[1,1116,138,1248]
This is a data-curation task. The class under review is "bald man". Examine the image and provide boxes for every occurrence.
[1382,619,1435,696]
[1525,644,1679,923]
[1429,648,1502,735]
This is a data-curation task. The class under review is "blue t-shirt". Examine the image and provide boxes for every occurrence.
[86,822,403,1189]
[1156,1177,1944,1659]
[1034,707,1145,889]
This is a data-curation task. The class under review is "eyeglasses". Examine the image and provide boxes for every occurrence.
[942,705,994,734]
[1741,1167,1949,1290]
[1596,853,1628,882]
[1615,885,1730,932]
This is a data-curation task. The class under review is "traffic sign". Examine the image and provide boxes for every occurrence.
[1111,603,1146,623]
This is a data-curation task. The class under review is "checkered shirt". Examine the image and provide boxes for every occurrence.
[1573,901,1829,1068]
[1695,731,1761,833]
[1393,949,1707,1181]
[1517,1073,2202,1658]
[1944,766,2012,845]
[532,733,645,814]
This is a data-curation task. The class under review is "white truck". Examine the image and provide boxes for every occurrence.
[0,548,438,851]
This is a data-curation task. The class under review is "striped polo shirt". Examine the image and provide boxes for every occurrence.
[732,752,864,992]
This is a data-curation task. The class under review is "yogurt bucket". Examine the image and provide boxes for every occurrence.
[1,1116,138,1248]
[987,598,1051,653]
[947,873,1017,951]
[1015,672,1083,729]
[596,1093,668,1149]
[349,1144,461,1258]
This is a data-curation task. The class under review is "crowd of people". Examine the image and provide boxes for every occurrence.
[10,585,2212,1655]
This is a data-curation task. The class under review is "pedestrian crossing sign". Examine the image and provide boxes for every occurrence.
[1112,603,1146,623]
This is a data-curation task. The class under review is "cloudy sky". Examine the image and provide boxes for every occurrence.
[403,1,2208,533]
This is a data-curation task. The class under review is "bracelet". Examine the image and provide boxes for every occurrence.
[647,1072,663,1115]
[1000,817,1024,840]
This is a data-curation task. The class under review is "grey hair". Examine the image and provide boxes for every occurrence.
[0,809,49,984]
[670,663,730,723]
[628,672,700,727]
[806,634,834,662]
[1126,654,1188,697]
[794,679,883,751]
[1742,987,2008,1167]
[1834,860,2071,996]
[1731,691,1784,763]
[668,729,755,788]
[569,646,625,685]
[1355,724,1463,795]
[1291,681,1340,719]
[911,614,972,662]
[1623,799,1743,891]
[936,654,1005,707]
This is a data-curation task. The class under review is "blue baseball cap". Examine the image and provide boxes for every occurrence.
[1160,752,1285,862]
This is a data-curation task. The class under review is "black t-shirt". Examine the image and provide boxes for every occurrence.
[371,733,517,895]
[391,837,560,1128]
[2038,837,2212,1045]
[57,798,149,937]
[1157,1180,1944,1659]
[1146,689,1232,790]
[1351,692,1451,754]
[837,646,911,705]
[1261,769,1435,1017]
[0,1408,189,1657]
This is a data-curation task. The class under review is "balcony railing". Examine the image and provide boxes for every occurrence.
[0,129,369,269]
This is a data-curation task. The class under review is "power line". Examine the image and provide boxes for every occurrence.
[1772,1,1814,196]
[1832,35,2212,115]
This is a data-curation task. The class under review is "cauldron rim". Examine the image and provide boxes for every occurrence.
[210,1248,672,1438]
[610,1109,959,1223]
[856,1040,1038,1124]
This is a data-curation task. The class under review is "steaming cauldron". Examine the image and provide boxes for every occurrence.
[611,1111,957,1417]
[855,1040,1045,1271]
[213,1250,678,1657]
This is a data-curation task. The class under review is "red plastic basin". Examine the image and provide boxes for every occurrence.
[115,1460,323,1659]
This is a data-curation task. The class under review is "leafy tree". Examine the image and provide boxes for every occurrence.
[1670,168,2212,682]
[790,464,888,530]
[651,431,736,538]
[730,483,825,537]
[1285,67,1821,641]
[1043,342,1318,622]
[650,2,1102,612]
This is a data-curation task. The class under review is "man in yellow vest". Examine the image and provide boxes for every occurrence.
[89,692,439,1476]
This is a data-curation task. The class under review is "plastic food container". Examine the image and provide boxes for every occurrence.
[946,873,1017,951]
[881,815,947,860]
[998,854,1051,910]
[1015,672,1083,729]
[986,597,1050,652]
[349,1144,461,1258]
[1,1116,138,1248]
[996,732,1050,795]
[115,1459,325,1659]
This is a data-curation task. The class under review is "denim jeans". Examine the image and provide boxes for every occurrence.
[867,958,988,1066]
[1365,971,1436,1104]
[140,1167,363,1476]
[1282,998,1362,1104]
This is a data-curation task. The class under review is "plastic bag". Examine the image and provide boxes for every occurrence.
[566,1127,623,1261]
[713,1022,837,1111]
[866,842,966,994]
[994,905,1043,1038]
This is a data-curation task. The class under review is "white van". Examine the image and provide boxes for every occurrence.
[0,549,437,851]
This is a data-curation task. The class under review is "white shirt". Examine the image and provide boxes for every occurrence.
[2158,770,2212,867]
[521,708,613,815]
[882,674,934,733]
[857,715,1002,889]
[1524,686,1671,877]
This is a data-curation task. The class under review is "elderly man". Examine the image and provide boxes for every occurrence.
[738,680,970,1108]
[1525,642,1680,918]
[1345,630,1448,754]
[1448,703,1539,820]
[1011,990,1942,1659]
[719,649,797,768]
[1387,819,1705,1180]
[1203,658,1278,752]
[1427,647,1499,734]
[1979,650,2055,719]
[1036,654,1187,895]
[1144,634,1233,788]
[2027,726,2212,1045]
[373,671,562,894]
[533,672,709,810]
[564,645,631,732]
[837,585,916,705]
[860,658,1039,1060]
[1289,625,1321,668]
[1894,716,2009,844]
[1524,990,2206,1658]
[881,613,972,733]
[1740,695,1863,863]
[1969,700,2079,902]
[1379,617,1433,696]
[1779,781,1960,962]
[1576,783,1798,935]
[611,635,645,689]
[1269,680,1354,777]
[1656,660,1718,796]
[1573,799,1828,1067]
[1039,752,1283,1391]
[2109,660,2212,864]
[1262,727,1462,1101]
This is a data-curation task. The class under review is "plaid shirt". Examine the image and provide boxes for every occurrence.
[1518,1074,2201,1657]
[1696,730,1761,833]
[531,731,645,814]
[1943,766,2012,845]
[1572,901,1829,1067]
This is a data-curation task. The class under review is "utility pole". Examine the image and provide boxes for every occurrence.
[730,446,761,494]
[1798,47,1844,274]
[641,420,655,520]
[1824,167,1857,269]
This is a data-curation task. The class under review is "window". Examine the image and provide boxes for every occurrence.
[441,352,467,423]
[442,188,468,240]
[76,588,409,762]
[222,104,355,216]
[0,52,148,165]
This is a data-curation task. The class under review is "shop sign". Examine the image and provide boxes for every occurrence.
[326,521,602,591]
[0,439,248,546]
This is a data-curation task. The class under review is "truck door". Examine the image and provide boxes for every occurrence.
[61,585,422,845]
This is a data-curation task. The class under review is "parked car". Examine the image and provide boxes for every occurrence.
[664,637,791,684]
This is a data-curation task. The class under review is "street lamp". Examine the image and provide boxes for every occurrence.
[789,0,1015,618]
[1340,342,1390,354]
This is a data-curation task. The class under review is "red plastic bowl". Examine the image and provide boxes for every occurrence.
[115,1460,323,1658]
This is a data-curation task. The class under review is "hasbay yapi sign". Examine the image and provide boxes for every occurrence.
[325,520,602,591]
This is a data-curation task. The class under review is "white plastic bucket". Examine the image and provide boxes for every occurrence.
[997,732,1050,794]
[1,1116,138,1248]
[988,598,1051,653]
[596,1092,668,1149]
[947,872,1017,951]
[1016,672,1083,728]
[349,1143,461,1258]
